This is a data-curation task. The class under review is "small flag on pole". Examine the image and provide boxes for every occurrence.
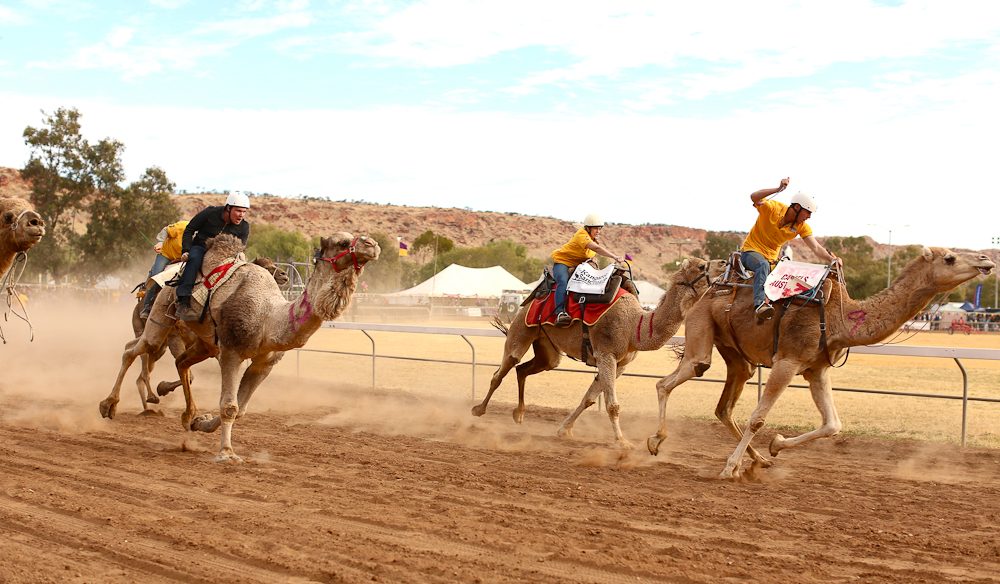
[398,238,408,257]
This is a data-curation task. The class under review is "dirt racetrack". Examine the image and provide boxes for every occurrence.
[2,298,1000,583]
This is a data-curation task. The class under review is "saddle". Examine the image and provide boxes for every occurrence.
[524,263,636,307]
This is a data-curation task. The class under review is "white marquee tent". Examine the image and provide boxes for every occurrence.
[633,280,666,308]
[393,264,529,298]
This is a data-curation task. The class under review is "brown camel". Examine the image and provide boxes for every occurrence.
[1,197,45,342]
[472,258,725,448]
[101,232,379,462]
[127,257,290,413]
[647,247,995,479]
[0,197,45,278]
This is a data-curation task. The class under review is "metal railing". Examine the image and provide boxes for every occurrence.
[293,322,1000,447]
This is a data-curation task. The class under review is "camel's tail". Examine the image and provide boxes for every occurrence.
[490,316,510,336]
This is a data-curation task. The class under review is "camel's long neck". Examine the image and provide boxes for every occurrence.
[830,270,939,348]
[634,284,692,351]
[269,268,362,349]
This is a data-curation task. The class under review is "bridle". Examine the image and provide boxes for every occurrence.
[314,236,369,274]
[679,268,711,293]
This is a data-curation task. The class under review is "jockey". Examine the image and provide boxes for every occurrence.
[138,219,189,319]
[175,191,251,321]
[550,213,624,327]
[740,178,839,322]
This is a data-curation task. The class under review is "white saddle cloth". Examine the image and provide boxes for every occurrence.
[567,263,615,295]
[764,260,828,302]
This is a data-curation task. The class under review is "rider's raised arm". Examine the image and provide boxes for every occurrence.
[750,177,790,206]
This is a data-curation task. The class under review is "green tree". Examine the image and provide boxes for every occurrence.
[246,224,313,263]
[82,166,178,276]
[412,230,454,255]
[21,107,178,279]
[823,236,884,299]
[698,231,742,260]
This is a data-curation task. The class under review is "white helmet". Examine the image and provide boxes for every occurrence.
[583,213,604,227]
[226,191,250,209]
[790,191,817,213]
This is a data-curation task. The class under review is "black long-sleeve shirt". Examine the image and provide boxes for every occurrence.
[181,205,251,253]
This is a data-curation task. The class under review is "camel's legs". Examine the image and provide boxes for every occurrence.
[99,320,172,419]
[714,347,770,466]
[470,330,534,417]
[769,366,842,455]
[556,353,632,448]
[646,327,715,456]
[214,348,246,462]
[176,338,217,431]
[719,359,798,479]
[511,339,561,424]
[236,351,284,417]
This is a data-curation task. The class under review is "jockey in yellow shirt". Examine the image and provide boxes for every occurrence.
[740,177,839,321]
[550,213,624,326]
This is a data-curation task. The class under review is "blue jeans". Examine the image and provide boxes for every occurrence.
[177,245,207,301]
[552,262,570,313]
[148,254,169,278]
[141,255,171,313]
[740,250,771,309]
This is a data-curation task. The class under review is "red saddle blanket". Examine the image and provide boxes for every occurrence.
[524,288,628,327]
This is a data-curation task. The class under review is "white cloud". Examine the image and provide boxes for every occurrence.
[0,5,27,24]
[148,0,189,8]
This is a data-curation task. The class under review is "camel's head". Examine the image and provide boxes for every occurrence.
[315,232,381,273]
[707,259,727,282]
[252,257,290,286]
[912,247,995,291]
[1,198,45,252]
[670,257,714,293]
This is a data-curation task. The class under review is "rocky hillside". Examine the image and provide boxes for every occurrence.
[0,166,892,284]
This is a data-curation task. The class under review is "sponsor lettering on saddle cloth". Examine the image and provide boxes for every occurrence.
[764,260,828,302]
[525,263,627,327]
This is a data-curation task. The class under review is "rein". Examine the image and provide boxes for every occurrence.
[1,251,34,343]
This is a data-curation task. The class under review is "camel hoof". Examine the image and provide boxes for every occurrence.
[769,434,786,457]
[618,439,635,450]
[145,394,160,404]
[191,414,221,433]
[646,435,664,456]
[99,399,117,420]
[512,408,524,424]
[470,404,486,417]
[214,451,244,464]
[718,468,739,481]
[556,426,573,439]
[138,409,164,417]
[156,381,176,397]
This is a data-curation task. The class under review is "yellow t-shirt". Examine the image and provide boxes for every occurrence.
[741,200,812,263]
[161,220,189,261]
[551,228,596,266]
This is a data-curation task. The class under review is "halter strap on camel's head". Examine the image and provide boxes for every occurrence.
[313,232,381,274]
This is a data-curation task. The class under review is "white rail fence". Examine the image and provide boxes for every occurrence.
[292,322,1000,447]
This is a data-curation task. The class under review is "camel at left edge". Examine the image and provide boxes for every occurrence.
[1,197,45,343]
[100,232,380,462]
[0,197,45,279]
[472,257,725,448]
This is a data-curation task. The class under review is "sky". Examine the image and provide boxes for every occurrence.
[1,0,998,250]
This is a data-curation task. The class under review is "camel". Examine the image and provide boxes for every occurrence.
[647,247,995,479]
[127,257,290,413]
[472,258,725,448]
[1,197,45,342]
[0,197,45,278]
[101,232,380,462]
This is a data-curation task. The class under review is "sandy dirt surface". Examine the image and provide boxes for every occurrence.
[2,299,1000,583]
